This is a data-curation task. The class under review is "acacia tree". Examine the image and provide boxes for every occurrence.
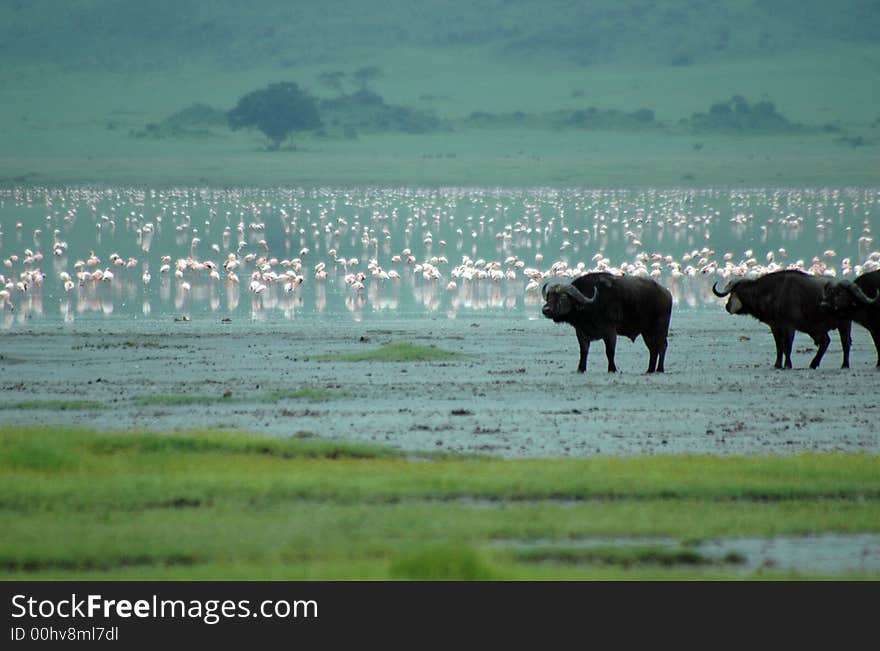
[227,82,322,150]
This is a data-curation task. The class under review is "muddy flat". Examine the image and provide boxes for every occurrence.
[2,310,876,457]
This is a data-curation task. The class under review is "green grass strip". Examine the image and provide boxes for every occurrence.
[132,395,230,407]
[1,426,878,580]
[132,386,347,407]
[311,342,463,362]
[0,400,103,411]
[1,426,879,504]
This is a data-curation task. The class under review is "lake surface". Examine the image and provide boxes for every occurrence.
[1,185,878,328]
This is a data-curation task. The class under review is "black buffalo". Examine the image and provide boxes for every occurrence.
[712,269,852,369]
[542,273,673,373]
[819,270,880,366]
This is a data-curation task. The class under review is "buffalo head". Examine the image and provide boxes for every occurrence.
[820,279,880,313]
[542,281,598,321]
[712,278,746,314]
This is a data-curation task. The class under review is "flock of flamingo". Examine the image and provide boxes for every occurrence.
[0,186,877,326]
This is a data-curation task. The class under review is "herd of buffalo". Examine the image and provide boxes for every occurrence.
[542,269,880,373]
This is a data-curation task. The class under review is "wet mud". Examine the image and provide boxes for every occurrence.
[1,311,877,457]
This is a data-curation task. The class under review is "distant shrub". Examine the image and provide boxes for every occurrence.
[352,65,383,90]
[316,70,346,94]
[683,96,800,133]
[462,105,657,131]
[631,108,655,123]
[752,100,776,116]
[341,89,385,107]
[709,101,733,118]
[563,106,657,129]
[389,544,496,580]
[835,135,873,147]
[463,110,538,128]
[320,89,449,135]
[165,103,228,129]
[130,103,228,139]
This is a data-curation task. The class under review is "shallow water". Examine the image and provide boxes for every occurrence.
[698,533,880,577]
[495,533,880,577]
[1,186,877,328]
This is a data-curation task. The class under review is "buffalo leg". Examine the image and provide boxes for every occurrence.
[868,327,880,367]
[781,327,795,369]
[809,331,831,369]
[770,326,785,369]
[575,328,590,373]
[656,334,667,373]
[643,334,656,373]
[656,314,671,373]
[643,334,665,373]
[603,334,618,372]
[837,322,852,369]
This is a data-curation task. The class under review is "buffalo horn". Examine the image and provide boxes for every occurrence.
[712,278,741,297]
[847,281,880,304]
[560,283,597,305]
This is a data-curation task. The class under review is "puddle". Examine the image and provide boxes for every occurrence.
[697,533,880,576]
[495,533,880,576]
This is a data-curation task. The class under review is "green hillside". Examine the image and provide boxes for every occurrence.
[3,1,878,73]
[2,1,879,186]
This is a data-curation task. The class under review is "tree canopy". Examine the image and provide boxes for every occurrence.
[227,82,322,149]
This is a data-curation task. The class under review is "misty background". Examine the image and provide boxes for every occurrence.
[2,0,879,186]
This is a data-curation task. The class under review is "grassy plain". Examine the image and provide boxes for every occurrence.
[2,426,879,580]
